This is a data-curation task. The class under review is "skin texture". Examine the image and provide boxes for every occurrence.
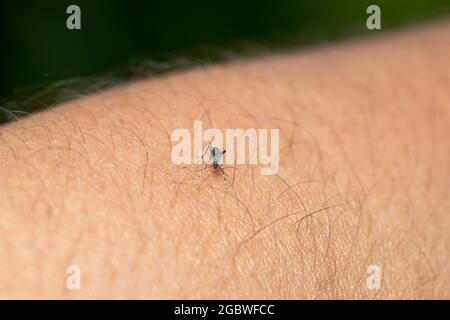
[0,21,449,299]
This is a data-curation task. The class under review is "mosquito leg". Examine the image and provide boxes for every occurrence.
[199,144,213,176]
[221,165,228,190]
[199,159,208,176]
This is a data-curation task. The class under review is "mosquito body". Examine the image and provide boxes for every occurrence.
[200,143,228,188]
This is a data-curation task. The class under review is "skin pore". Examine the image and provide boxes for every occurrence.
[0,21,449,299]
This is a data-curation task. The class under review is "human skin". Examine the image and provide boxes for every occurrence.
[0,21,449,299]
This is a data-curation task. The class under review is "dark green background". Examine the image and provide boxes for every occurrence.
[1,0,449,120]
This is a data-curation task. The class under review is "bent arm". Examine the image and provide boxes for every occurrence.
[0,21,449,299]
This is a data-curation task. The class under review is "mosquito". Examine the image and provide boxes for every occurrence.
[199,142,228,189]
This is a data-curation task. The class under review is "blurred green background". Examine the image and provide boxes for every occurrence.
[1,0,449,121]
